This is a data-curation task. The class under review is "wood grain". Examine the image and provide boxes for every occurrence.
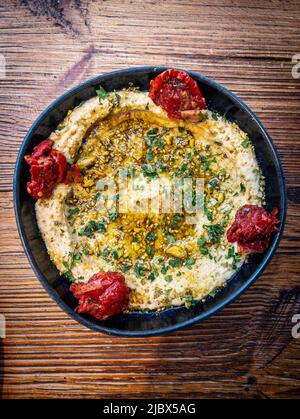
[0,0,300,399]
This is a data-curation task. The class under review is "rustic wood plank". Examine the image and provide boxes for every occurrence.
[0,0,300,399]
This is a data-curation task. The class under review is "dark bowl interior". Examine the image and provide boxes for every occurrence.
[14,67,287,337]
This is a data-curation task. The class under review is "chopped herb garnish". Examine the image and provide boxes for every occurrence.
[134,263,147,277]
[79,219,107,237]
[141,163,158,179]
[62,252,82,282]
[169,259,181,268]
[166,233,176,244]
[146,232,157,241]
[208,177,219,190]
[146,244,154,257]
[96,85,108,101]
[68,207,79,216]
[122,264,131,273]
[197,235,210,256]
[111,249,119,260]
[240,183,246,193]
[148,271,156,281]
[108,209,118,221]
[181,163,188,172]
[185,257,196,269]
[226,246,242,270]
[204,224,224,244]
[161,263,169,274]
[164,275,173,283]
[186,294,197,307]
[241,138,251,148]
[146,148,153,161]
[204,207,213,221]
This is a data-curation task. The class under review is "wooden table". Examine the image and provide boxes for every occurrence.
[0,0,300,399]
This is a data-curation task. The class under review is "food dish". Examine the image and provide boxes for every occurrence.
[14,67,286,336]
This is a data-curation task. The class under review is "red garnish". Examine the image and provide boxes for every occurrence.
[227,205,279,255]
[25,140,67,199]
[24,139,53,165]
[25,140,82,199]
[49,149,67,183]
[149,68,206,119]
[65,164,82,185]
[70,272,129,321]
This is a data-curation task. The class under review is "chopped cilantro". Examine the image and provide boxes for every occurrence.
[148,271,156,281]
[208,177,219,190]
[161,263,169,274]
[204,207,213,221]
[96,85,108,101]
[146,148,153,161]
[141,163,158,179]
[122,264,131,273]
[185,257,196,269]
[108,209,118,221]
[134,263,147,277]
[111,249,119,260]
[240,183,246,193]
[204,224,224,244]
[226,246,242,270]
[78,220,106,237]
[62,252,82,283]
[164,275,173,283]
[166,233,176,244]
[146,232,157,241]
[146,244,154,257]
[197,235,210,256]
[241,138,251,148]
[68,207,79,216]
[169,259,181,268]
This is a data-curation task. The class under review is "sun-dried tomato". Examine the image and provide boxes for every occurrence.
[149,68,206,119]
[27,158,58,199]
[25,139,67,199]
[49,149,67,183]
[70,272,129,321]
[24,139,53,165]
[64,164,82,185]
[227,205,279,255]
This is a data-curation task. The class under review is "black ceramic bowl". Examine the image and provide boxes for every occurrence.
[14,67,286,337]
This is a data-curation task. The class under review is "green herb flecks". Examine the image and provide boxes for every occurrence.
[204,224,224,244]
[134,263,147,277]
[164,275,173,283]
[241,138,251,148]
[63,252,82,282]
[169,259,181,268]
[197,235,211,258]
[226,246,242,270]
[78,219,106,237]
[141,163,158,179]
[96,85,108,101]
[68,207,79,216]
[185,257,196,269]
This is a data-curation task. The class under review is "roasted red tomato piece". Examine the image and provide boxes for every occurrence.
[24,139,53,165]
[70,272,130,321]
[227,205,279,255]
[25,140,67,199]
[49,149,67,183]
[27,158,58,199]
[64,164,82,185]
[149,68,206,119]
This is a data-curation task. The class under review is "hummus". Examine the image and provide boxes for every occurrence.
[35,88,264,311]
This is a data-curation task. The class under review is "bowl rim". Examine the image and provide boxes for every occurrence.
[13,66,287,337]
